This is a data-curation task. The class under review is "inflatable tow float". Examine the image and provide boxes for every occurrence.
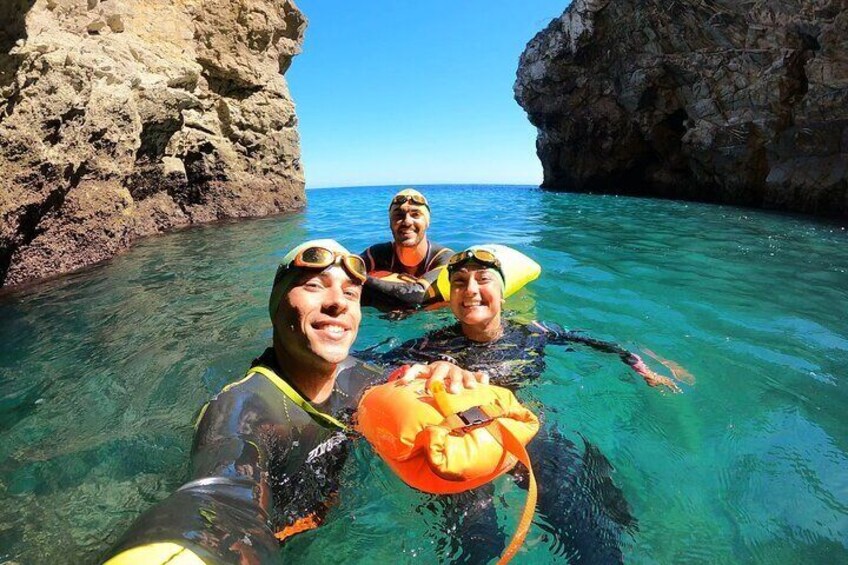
[358,370,540,564]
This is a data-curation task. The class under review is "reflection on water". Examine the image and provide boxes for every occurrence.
[1,186,847,563]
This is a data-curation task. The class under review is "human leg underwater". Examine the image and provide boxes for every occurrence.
[512,425,637,563]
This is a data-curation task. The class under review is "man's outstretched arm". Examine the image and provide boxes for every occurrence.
[104,375,286,564]
[362,274,433,307]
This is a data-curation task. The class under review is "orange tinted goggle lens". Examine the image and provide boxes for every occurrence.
[447,250,504,281]
[344,255,367,281]
[294,248,366,282]
[448,249,498,267]
[299,246,335,266]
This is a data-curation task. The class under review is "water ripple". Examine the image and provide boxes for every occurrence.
[1,186,847,563]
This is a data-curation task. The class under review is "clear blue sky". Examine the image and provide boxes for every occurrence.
[286,1,569,189]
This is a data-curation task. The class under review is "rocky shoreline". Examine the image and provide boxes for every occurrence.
[4,1,846,290]
[0,0,307,289]
[515,0,847,218]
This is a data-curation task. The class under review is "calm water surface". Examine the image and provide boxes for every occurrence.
[1,185,847,563]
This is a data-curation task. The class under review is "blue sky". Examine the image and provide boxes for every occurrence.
[286,1,569,189]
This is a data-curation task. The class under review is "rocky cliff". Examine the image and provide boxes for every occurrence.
[515,0,847,217]
[0,0,306,288]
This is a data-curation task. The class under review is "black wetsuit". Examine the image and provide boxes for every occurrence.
[361,319,640,563]
[360,240,453,309]
[106,349,383,564]
[373,319,648,391]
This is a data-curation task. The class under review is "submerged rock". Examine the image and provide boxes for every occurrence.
[0,0,307,288]
[515,0,848,217]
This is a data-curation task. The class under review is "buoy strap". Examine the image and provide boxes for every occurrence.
[441,403,504,433]
[440,403,538,564]
[246,366,348,431]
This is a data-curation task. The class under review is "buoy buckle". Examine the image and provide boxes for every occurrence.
[456,406,491,429]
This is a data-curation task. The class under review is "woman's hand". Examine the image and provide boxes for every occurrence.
[396,361,489,393]
[639,367,682,393]
[632,355,682,393]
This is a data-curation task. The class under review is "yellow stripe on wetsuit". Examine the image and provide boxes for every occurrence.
[195,366,348,432]
[104,542,205,565]
[246,365,348,431]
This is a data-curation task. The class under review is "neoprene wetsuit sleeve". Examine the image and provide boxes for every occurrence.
[359,248,375,272]
[363,275,431,307]
[104,374,293,564]
[360,242,452,308]
[536,321,646,373]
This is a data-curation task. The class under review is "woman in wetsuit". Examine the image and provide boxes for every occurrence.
[377,247,681,393]
[364,247,687,563]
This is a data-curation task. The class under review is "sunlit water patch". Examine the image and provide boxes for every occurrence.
[1,185,847,563]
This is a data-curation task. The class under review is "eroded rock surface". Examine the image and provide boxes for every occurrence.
[515,0,848,217]
[0,0,306,288]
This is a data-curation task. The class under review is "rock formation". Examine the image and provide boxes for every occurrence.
[0,0,306,288]
[515,0,848,217]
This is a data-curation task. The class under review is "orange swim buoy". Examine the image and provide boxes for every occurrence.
[357,376,540,563]
[357,376,539,493]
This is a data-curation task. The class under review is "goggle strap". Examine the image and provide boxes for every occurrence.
[390,195,430,210]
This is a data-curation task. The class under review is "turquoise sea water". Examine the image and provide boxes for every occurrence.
[1,184,847,563]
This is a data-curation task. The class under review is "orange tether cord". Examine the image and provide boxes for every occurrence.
[429,381,537,564]
[496,422,537,565]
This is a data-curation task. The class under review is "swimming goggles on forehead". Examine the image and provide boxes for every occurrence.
[291,247,367,283]
[390,193,430,210]
[447,249,504,280]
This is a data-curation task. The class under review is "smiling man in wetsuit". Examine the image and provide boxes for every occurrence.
[104,239,485,565]
[360,188,453,309]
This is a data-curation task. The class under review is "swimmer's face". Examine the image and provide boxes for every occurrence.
[390,203,429,247]
[449,264,503,328]
[273,266,362,370]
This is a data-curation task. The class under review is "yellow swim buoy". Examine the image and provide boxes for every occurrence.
[436,244,540,299]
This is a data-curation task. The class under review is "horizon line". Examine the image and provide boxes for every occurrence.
[306,182,540,190]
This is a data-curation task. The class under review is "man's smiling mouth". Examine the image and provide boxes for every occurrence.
[312,321,350,340]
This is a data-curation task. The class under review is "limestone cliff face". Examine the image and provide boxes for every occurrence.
[0,0,306,288]
[515,0,848,217]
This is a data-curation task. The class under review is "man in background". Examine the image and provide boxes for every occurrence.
[361,188,453,309]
